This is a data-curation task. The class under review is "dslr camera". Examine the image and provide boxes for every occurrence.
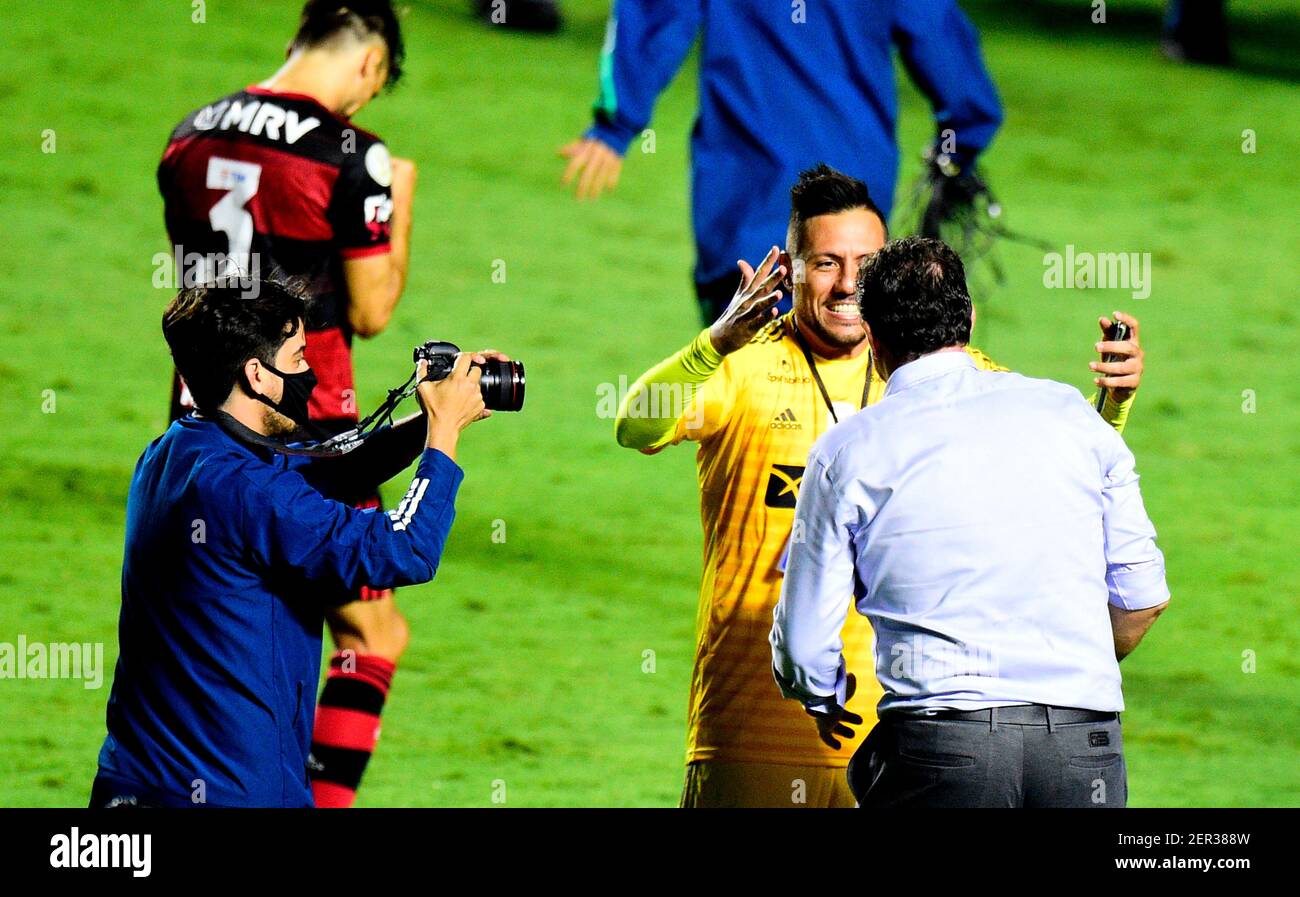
[414,341,525,412]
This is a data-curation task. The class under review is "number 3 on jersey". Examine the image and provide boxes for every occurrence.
[206,156,262,278]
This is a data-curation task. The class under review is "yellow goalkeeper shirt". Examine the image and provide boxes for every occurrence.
[615,312,1132,767]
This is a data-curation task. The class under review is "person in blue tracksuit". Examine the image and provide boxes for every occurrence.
[91,281,494,807]
[559,0,1003,323]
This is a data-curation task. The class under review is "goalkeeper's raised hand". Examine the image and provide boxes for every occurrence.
[708,245,786,356]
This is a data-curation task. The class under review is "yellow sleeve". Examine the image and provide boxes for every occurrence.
[614,329,733,453]
[964,344,1135,434]
[1097,391,1135,434]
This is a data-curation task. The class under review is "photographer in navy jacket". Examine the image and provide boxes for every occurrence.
[92,280,495,807]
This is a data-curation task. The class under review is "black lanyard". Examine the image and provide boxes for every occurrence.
[792,322,872,426]
[205,410,364,458]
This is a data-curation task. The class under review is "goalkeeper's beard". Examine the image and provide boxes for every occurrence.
[794,291,868,354]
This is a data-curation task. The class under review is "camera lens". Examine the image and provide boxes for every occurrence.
[478,359,525,412]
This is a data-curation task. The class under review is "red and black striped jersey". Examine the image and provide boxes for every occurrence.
[158,85,394,432]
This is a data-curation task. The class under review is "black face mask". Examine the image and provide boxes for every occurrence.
[248,360,317,429]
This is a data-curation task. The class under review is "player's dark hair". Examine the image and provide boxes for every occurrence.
[787,163,887,257]
[856,236,972,365]
[292,0,405,87]
[162,280,308,412]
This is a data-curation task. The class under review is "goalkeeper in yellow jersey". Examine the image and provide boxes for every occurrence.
[614,164,1146,808]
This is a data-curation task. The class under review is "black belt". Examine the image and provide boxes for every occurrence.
[887,704,1118,725]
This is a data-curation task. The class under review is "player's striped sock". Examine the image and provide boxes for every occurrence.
[309,652,395,809]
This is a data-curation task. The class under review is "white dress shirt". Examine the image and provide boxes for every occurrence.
[771,350,1169,714]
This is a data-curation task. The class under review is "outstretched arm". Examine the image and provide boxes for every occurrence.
[771,450,856,720]
[250,355,488,596]
[560,0,701,199]
[295,351,513,503]
[615,329,724,452]
[893,0,1003,166]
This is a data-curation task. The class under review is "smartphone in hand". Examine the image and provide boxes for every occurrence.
[1095,320,1131,412]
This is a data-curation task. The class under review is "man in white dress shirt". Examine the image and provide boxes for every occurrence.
[771,236,1170,808]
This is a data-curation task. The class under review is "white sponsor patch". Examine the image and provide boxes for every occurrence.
[364,193,393,224]
[365,142,393,187]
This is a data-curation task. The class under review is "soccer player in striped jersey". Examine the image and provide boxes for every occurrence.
[615,165,1146,807]
[157,0,415,807]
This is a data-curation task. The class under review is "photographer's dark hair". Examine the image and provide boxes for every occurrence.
[162,281,307,412]
[787,163,887,257]
[856,236,973,365]
[293,0,405,87]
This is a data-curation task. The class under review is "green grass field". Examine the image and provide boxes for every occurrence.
[1,0,1297,807]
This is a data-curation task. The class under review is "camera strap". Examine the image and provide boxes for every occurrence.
[205,410,363,458]
[204,367,421,458]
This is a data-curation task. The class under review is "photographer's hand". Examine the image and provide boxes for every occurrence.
[418,354,488,462]
[471,349,512,364]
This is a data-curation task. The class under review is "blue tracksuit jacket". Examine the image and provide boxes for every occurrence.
[95,415,460,807]
[587,0,1003,287]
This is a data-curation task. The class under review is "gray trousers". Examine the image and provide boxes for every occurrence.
[848,708,1127,808]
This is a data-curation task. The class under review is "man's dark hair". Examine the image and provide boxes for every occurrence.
[856,236,973,364]
[292,0,405,87]
[163,281,307,412]
[787,163,887,257]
